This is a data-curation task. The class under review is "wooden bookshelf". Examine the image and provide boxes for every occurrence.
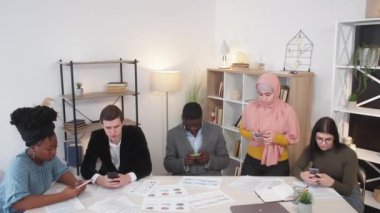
[205,68,314,174]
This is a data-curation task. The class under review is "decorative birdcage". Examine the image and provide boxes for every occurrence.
[283,30,313,72]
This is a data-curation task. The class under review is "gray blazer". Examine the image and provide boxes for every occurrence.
[164,122,229,175]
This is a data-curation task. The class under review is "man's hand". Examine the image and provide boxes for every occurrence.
[196,150,210,165]
[111,174,132,188]
[95,175,124,189]
[185,153,196,166]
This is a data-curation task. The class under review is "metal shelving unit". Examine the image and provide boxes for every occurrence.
[59,58,139,175]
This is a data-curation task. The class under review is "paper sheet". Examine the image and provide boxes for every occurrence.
[123,179,160,196]
[145,184,188,197]
[188,191,233,209]
[179,176,222,189]
[141,197,190,212]
[87,196,139,213]
[44,197,84,213]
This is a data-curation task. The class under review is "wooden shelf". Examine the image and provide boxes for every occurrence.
[62,90,136,101]
[63,119,137,135]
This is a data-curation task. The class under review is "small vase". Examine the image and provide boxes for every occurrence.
[75,88,83,96]
[298,203,312,213]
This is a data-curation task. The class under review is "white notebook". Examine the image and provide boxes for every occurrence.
[254,183,294,202]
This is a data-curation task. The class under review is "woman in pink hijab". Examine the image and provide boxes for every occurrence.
[239,73,300,176]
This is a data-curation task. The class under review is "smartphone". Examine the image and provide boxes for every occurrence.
[75,180,91,189]
[309,167,319,174]
[107,171,119,179]
[254,131,262,138]
[309,168,320,177]
[190,153,201,158]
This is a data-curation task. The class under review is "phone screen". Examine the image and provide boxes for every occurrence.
[309,168,320,177]
[107,171,119,179]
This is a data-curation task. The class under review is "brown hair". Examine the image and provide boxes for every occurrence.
[100,105,124,123]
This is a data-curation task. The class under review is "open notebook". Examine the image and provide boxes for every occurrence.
[254,182,294,202]
[230,202,289,213]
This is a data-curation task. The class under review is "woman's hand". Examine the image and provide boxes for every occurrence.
[314,173,335,187]
[262,131,274,144]
[60,185,86,199]
[300,171,319,186]
[300,171,335,187]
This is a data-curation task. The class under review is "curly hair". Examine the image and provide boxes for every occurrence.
[10,105,57,147]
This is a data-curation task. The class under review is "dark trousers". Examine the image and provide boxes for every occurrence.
[241,154,290,176]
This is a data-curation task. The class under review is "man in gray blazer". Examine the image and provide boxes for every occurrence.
[164,102,229,175]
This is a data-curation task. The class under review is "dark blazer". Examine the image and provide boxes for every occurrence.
[81,125,152,180]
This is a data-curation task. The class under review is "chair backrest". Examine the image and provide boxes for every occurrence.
[357,166,366,200]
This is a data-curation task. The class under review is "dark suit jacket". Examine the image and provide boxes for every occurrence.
[81,125,152,180]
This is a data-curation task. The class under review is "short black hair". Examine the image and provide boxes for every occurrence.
[100,105,124,123]
[182,102,202,120]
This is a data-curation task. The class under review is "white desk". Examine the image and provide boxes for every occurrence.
[27,176,356,213]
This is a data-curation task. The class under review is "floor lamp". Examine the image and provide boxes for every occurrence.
[151,71,182,136]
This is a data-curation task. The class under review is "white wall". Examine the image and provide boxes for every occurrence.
[0,0,368,174]
[214,0,365,123]
[0,0,216,175]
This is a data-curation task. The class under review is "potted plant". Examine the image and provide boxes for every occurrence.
[347,45,380,103]
[186,76,202,104]
[298,189,312,213]
[75,82,83,96]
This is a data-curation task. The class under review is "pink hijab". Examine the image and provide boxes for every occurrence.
[242,73,300,166]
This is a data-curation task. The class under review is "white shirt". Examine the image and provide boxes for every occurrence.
[90,138,137,184]
[185,126,203,153]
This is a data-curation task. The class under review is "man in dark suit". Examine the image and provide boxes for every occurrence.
[81,105,152,188]
[164,102,229,175]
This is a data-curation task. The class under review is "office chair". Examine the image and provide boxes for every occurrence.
[357,166,366,200]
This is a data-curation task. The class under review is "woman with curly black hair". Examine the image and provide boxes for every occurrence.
[0,105,86,213]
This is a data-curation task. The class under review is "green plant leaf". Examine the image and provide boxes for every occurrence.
[299,191,312,204]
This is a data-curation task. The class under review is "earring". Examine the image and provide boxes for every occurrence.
[29,148,35,159]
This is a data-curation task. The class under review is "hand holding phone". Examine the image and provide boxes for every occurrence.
[309,168,320,178]
[107,171,119,179]
[253,131,262,138]
[190,153,201,158]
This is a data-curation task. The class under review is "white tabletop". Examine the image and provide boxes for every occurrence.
[26,175,356,213]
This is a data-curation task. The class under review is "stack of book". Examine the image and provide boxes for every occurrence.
[64,119,88,132]
[106,82,128,93]
[231,63,249,68]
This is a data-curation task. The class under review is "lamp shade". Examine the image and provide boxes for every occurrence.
[220,39,230,55]
[151,71,181,92]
